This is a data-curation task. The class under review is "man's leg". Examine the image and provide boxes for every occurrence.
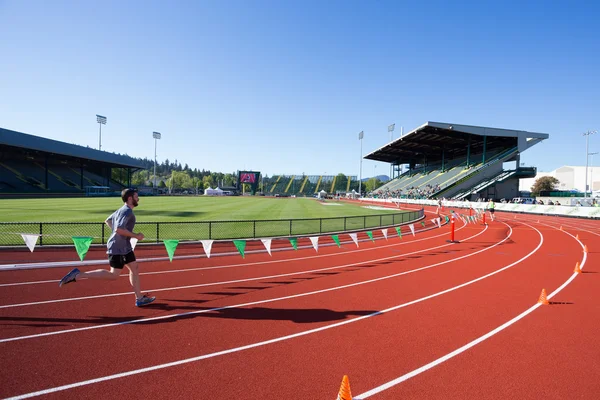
[125,261,142,299]
[59,267,120,287]
[79,269,121,280]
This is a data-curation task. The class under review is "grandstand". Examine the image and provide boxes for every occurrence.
[365,122,548,201]
[0,127,145,197]
[262,174,360,196]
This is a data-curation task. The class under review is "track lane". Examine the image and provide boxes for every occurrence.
[1,221,541,398]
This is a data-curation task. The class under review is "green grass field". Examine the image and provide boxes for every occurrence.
[0,196,400,222]
[0,197,417,245]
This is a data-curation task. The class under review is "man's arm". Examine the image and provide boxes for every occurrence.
[112,211,144,240]
[115,227,144,240]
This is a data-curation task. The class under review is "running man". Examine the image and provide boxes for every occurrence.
[59,188,156,307]
[487,198,496,221]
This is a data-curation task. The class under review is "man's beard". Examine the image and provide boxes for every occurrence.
[132,199,139,207]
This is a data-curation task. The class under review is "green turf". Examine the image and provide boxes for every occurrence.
[0,196,401,222]
[0,197,417,245]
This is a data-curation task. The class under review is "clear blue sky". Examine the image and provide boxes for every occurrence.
[1,0,598,178]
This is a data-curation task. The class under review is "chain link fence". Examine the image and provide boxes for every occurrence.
[0,209,423,247]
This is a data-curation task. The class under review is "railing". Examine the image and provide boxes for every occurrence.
[0,209,424,247]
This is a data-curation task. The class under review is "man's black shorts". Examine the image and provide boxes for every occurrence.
[489,209,495,213]
[108,251,136,269]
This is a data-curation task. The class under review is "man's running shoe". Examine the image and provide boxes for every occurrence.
[59,268,80,287]
[135,295,156,307]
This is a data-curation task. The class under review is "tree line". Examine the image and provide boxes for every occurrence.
[116,157,384,193]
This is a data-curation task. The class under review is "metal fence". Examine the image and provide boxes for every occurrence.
[0,209,423,247]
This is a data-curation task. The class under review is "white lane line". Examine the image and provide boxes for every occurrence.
[0,224,498,342]
[0,218,464,286]
[0,221,478,309]
[354,225,583,399]
[6,221,541,400]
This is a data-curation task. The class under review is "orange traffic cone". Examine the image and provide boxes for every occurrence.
[337,375,352,400]
[537,289,549,305]
[574,262,582,274]
[584,245,588,253]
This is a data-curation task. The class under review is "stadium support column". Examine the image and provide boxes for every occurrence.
[358,131,364,196]
[44,154,49,190]
[482,135,487,165]
[466,136,471,167]
[442,147,445,172]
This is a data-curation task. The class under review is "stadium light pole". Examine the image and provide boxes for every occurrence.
[388,124,395,179]
[153,132,162,192]
[358,131,364,196]
[589,151,598,197]
[583,130,597,198]
[96,115,107,151]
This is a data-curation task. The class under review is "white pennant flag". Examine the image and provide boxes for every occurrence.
[349,232,359,247]
[381,228,388,240]
[430,218,436,226]
[409,224,415,236]
[437,218,442,228]
[200,240,214,258]
[130,237,138,251]
[21,234,39,253]
[261,238,272,256]
[309,236,319,252]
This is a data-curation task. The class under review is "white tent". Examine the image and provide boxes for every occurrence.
[317,190,327,199]
[204,187,224,196]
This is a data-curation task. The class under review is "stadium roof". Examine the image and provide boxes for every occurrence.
[0,127,144,168]
[364,121,549,165]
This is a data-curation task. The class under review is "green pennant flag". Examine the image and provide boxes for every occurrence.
[445,216,449,223]
[289,237,298,250]
[421,221,425,227]
[72,236,93,261]
[233,239,246,258]
[331,234,341,247]
[366,231,374,242]
[163,239,179,262]
[395,227,402,238]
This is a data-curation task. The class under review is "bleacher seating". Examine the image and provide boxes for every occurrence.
[372,148,514,200]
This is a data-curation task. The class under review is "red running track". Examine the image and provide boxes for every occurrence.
[0,206,599,399]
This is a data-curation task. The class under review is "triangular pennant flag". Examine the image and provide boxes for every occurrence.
[72,236,93,261]
[366,231,374,242]
[201,240,214,258]
[289,237,298,250]
[233,239,246,258]
[309,236,319,252]
[331,234,341,247]
[409,224,415,236]
[445,216,449,223]
[163,239,179,262]
[421,221,426,227]
[395,226,402,238]
[436,218,442,228]
[430,218,436,226]
[381,228,388,240]
[349,232,359,247]
[130,237,138,251]
[21,234,39,253]
[261,238,272,256]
